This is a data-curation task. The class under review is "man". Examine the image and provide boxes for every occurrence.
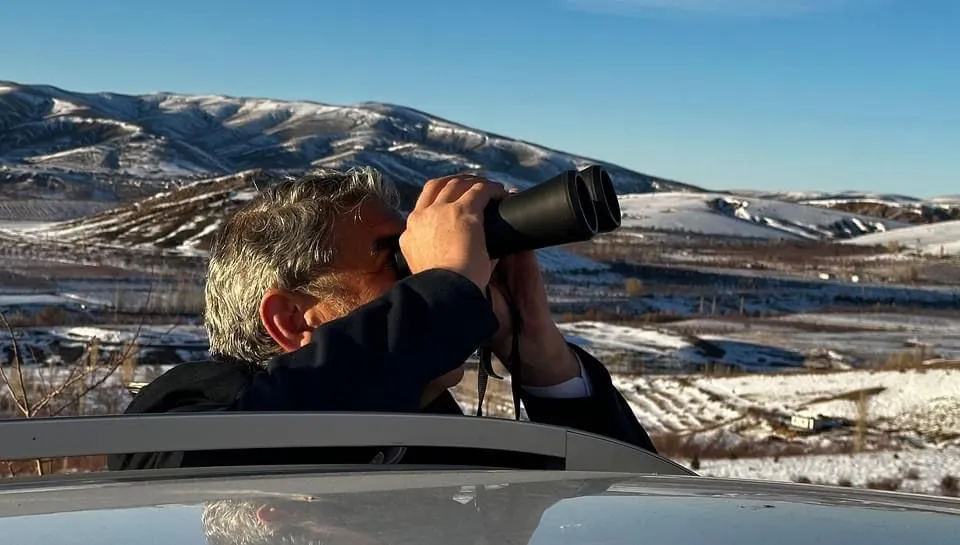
[107,167,657,470]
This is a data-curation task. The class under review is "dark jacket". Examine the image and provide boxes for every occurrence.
[106,269,657,471]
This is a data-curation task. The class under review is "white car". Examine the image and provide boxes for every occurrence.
[0,412,958,544]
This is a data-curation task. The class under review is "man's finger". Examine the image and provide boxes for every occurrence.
[414,177,451,210]
[434,175,487,204]
[460,181,507,213]
[416,173,482,209]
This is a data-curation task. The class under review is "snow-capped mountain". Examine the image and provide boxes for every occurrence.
[0,80,701,201]
[4,80,954,257]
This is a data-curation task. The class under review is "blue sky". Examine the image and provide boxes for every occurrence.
[1,0,956,195]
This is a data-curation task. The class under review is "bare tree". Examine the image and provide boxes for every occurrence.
[0,284,181,476]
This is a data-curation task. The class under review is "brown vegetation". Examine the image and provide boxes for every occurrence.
[942,475,959,496]
[556,308,685,326]
[649,433,845,461]
[0,312,139,476]
[623,277,645,296]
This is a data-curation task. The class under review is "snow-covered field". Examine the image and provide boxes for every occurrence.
[845,219,960,257]
[456,321,960,457]
[561,311,960,371]
[8,312,958,373]
[3,320,959,496]
[559,321,811,372]
[457,363,960,496]
[614,368,960,445]
[699,449,960,496]
[9,354,959,457]
[658,312,960,368]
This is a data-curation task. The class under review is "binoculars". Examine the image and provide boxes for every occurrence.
[391,164,621,278]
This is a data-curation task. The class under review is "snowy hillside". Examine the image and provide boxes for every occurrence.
[16,170,277,252]
[5,168,614,279]
[0,80,699,201]
[738,190,960,225]
[616,192,910,240]
[844,219,960,256]
[7,177,928,261]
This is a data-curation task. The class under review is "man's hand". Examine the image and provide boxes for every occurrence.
[402,174,508,406]
[400,174,507,291]
[488,251,581,388]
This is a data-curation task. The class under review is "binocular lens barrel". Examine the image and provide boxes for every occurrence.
[483,170,598,258]
[578,165,622,233]
[392,164,620,278]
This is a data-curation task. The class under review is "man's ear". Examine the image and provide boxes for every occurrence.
[259,288,321,353]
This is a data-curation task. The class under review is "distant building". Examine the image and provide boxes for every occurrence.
[786,413,850,433]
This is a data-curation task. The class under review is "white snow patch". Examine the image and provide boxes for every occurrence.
[700,448,960,496]
[611,367,960,449]
[844,219,960,256]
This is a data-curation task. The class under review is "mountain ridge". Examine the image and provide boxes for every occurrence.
[3,80,958,260]
[0,80,702,201]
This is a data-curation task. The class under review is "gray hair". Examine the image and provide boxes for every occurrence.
[204,167,399,363]
[202,500,274,545]
[200,498,382,545]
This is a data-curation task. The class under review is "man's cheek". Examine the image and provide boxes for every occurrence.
[376,274,399,296]
[354,278,392,306]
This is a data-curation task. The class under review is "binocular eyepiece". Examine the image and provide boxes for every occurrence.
[391,165,621,278]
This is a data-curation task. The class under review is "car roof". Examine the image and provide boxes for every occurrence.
[1,413,958,544]
[2,468,959,545]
